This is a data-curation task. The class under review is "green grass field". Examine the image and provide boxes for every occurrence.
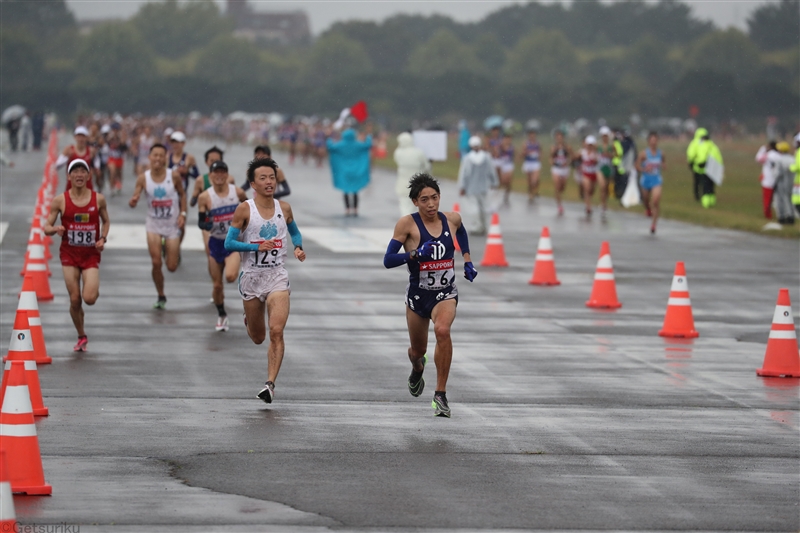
[375,136,799,238]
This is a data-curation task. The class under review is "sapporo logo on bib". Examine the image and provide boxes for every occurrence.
[67,222,96,246]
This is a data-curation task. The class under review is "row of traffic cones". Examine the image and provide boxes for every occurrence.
[467,209,799,379]
[0,130,59,508]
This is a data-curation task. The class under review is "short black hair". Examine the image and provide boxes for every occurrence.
[648,131,658,138]
[205,145,224,162]
[254,145,271,156]
[408,172,440,200]
[247,157,279,183]
[150,143,167,154]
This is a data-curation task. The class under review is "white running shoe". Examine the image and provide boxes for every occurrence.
[215,315,229,332]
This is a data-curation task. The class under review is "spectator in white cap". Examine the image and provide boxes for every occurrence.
[393,132,431,216]
[457,136,498,235]
[167,130,199,195]
[56,125,97,191]
[577,135,601,217]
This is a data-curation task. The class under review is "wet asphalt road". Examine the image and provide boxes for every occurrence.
[1,138,798,532]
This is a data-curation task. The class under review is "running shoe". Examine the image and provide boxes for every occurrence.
[216,315,229,332]
[73,336,88,352]
[257,381,275,404]
[431,392,451,418]
[408,353,428,397]
[650,224,656,235]
[153,296,167,310]
[645,208,653,218]
[557,205,564,217]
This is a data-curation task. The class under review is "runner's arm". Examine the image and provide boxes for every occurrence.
[129,173,146,208]
[190,177,203,207]
[43,196,66,236]
[281,202,305,261]
[224,202,258,252]
[447,212,477,281]
[384,217,414,268]
[235,187,248,202]
[274,179,291,199]
[96,194,110,251]
[174,177,187,228]
[196,192,213,230]
[56,147,70,168]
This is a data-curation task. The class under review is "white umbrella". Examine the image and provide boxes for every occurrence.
[1,105,26,124]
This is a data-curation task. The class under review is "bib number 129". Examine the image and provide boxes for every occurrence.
[254,249,279,267]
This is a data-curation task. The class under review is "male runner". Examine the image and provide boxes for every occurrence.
[224,158,306,403]
[190,146,233,207]
[240,145,291,197]
[197,160,248,331]
[168,131,199,192]
[56,126,96,190]
[550,130,573,216]
[383,173,477,418]
[129,144,187,309]
[577,135,600,217]
[497,132,515,207]
[521,127,542,203]
[637,131,665,234]
[44,159,110,351]
[106,124,128,196]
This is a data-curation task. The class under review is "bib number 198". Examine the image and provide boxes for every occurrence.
[67,229,96,246]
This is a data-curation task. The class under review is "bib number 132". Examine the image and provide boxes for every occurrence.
[254,249,279,267]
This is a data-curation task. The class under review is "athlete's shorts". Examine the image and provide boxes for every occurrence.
[599,165,612,178]
[208,236,232,264]
[60,248,100,270]
[581,172,597,182]
[551,167,569,179]
[145,219,181,240]
[405,284,458,320]
[492,158,503,169]
[108,157,123,168]
[499,163,514,174]
[239,268,290,302]
[640,174,663,191]
[522,161,541,173]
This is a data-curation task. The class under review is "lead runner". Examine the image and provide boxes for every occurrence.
[383,173,477,418]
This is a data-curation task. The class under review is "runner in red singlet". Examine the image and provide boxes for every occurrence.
[56,126,96,191]
[44,159,110,352]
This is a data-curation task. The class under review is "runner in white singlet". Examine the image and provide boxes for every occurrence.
[225,158,306,404]
[129,143,187,309]
[197,160,248,331]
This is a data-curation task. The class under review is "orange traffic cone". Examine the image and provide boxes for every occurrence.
[28,216,51,261]
[586,241,621,309]
[756,288,800,377]
[659,262,699,338]
[4,310,36,363]
[0,451,17,531]
[20,231,51,278]
[529,227,560,286]
[480,213,509,267]
[1,361,48,417]
[21,242,53,301]
[452,203,461,252]
[0,361,52,494]
[18,275,51,364]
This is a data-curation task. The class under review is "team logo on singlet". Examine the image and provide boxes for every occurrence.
[154,186,167,199]
[259,222,278,240]
[429,241,447,260]
[74,213,90,223]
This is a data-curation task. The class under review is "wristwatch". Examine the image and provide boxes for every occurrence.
[295,246,303,251]
[409,249,418,261]
[180,211,187,217]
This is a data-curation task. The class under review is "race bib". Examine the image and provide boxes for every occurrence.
[419,258,454,290]
[152,199,173,219]
[67,228,96,246]
[251,239,283,268]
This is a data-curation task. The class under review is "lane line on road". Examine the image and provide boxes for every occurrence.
[0,222,8,245]
[105,224,205,251]
[303,227,391,253]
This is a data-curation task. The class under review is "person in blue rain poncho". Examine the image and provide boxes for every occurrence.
[326,126,372,217]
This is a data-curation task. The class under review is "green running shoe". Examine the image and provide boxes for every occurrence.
[432,392,451,418]
[408,353,427,397]
[153,296,167,310]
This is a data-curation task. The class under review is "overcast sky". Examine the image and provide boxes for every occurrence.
[66,0,772,33]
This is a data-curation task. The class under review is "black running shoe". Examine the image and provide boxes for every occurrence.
[432,392,451,418]
[257,381,274,404]
[408,353,427,397]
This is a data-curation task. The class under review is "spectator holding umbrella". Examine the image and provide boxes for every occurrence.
[327,125,372,217]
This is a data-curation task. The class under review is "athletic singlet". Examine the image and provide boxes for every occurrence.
[499,146,514,165]
[107,136,124,159]
[580,149,598,178]
[524,141,541,163]
[488,138,501,158]
[60,190,100,251]
[407,212,456,292]
[598,144,614,167]
[207,184,239,239]
[202,173,211,192]
[138,134,154,160]
[145,169,180,224]
[642,148,663,180]
[240,199,287,273]
[552,146,569,169]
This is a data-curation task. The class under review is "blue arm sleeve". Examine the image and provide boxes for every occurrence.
[224,226,259,252]
[383,239,410,269]
[188,165,199,179]
[455,223,470,255]
[274,179,291,199]
[286,220,302,248]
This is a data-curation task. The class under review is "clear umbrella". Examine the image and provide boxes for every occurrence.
[1,105,26,124]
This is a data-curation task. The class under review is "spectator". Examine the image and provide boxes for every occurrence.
[393,132,430,216]
[773,142,796,225]
[457,136,498,235]
[327,127,372,217]
[755,141,778,219]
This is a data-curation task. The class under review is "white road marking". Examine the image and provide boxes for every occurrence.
[302,227,391,253]
[104,224,206,251]
[0,222,7,245]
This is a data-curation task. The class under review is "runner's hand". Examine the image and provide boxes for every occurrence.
[416,240,437,259]
[54,225,66,237]
[464,261,477,282]
[95,237,105,252]
[258,240,276,252]
[177,214,186,230]
[129,195,139,208]
[294,247,306,262]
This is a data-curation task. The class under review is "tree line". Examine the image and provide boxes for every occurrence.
[1,0,798,128]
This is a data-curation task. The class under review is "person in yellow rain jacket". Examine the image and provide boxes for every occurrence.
[792,133,800,217]
[688,129,723,208]
[686,127,707,202]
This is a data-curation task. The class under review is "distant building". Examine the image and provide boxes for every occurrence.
[227,0,311,46]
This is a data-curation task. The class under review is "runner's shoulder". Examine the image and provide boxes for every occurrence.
[444,210,462,228]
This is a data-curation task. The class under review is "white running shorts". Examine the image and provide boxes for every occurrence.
[238,268,290,302]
